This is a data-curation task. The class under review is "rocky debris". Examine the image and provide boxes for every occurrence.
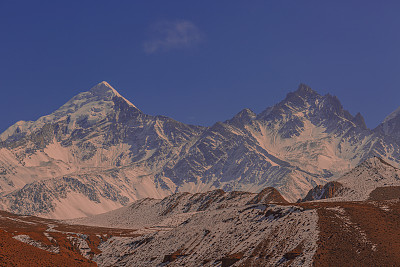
[283,250,302,260]
[13,234,60,254]
[67,235,92,259]
[162,249,188,263]
[280,243,303,264]
[0,167,7,175]
[220,252,243,267]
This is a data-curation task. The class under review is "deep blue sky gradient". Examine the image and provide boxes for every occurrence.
[1,1,400,132]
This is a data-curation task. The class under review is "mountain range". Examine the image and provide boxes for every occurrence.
[1,81,400,219]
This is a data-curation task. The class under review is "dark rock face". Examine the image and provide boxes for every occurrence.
[301,181,345,202]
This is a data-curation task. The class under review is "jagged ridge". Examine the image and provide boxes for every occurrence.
[1,82,400,218]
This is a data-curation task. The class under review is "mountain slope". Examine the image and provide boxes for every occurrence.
[155,84,381,201]
[1,82,400,217]
[70,188,288,229]
[70,189,317,266]
[0,82,205,218]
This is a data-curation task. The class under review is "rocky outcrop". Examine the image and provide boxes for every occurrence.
[246,187,288,204]
[301,181,344,202]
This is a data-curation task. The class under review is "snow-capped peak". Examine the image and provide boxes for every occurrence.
[89,81,137,108]
[89,81,119,98]
[0,82,140,142]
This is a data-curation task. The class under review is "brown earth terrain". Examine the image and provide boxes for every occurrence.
[0,210,138,266]
[1,198,400,266]
[369,186,400,201]
[301,200,400,266]
[238,199,400,266]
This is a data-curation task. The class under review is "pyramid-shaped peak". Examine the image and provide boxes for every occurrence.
[296,83,317,95]
[90,81,121,97]
[99,81,112,87]
[227,108,256,125]
[296,83,316,94]
[88,81,137,108]
[353,112,367,129]
[276,83,319,109]
[235,108,256,118]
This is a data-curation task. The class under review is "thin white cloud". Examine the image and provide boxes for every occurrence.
[143,20,204,54]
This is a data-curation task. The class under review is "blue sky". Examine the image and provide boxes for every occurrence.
[1,1,400,132]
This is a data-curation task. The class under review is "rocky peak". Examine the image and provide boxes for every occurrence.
[88,81,138,109]
[227,108,256,126]
[374,106,400,140]
[259,84,345,119]
[255,84,368,139]
[89,81,118,98]
[235,108,256,119]
[0,82,142,144]
[353,112,367,130]
[296,83,316,95]
[280,84,324,111]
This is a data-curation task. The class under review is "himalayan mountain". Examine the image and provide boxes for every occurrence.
[1,81,400,219]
